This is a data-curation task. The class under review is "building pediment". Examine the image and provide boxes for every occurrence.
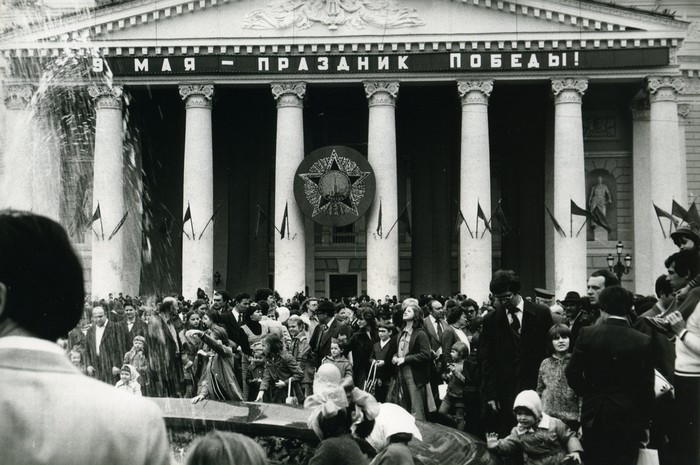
[1,0,689,49]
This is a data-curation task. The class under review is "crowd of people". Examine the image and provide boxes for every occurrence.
[2,210,700,465]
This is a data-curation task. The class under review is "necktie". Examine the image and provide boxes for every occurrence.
[238,313,243,324]
[436,320,443,338]
[320,324,328,333]
[508,308,521,333]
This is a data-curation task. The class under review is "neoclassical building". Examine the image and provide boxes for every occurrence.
[1,0,699,302]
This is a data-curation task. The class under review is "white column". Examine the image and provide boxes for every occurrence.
[179,84,214,300]
[631,94,654,295]
[32,101,61,221]
[364,81,399,298]
[1,85,34,211]
[551,78,588,297]
[648,76,685,276]
[457,80,493,304]
[271,82,307,300]
[678,103,690,203]
[89,85,125,299]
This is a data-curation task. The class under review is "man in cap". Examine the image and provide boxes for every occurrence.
[0,211,170,465]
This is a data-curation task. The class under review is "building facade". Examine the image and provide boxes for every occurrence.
[1,0,699,302]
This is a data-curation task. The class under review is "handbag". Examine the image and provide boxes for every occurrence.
[285,379,299,405]
[654,369,673,398]
[637,447,659,465]
[386,371,406,408]
[363,360,378,395]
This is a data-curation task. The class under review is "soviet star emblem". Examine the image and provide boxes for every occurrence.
[294,146,376,227]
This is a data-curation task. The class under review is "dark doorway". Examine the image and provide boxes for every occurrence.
[329,274,359,300]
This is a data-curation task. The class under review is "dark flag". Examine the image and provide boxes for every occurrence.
[477,201,491,233]
[591,206,611,233]
[545,204,567,238]
[688,202,700,227]
[255,204,269,240]
[108,210,129,240]
[454,208,473,238]
[570,200,589,218]
[493,200,511,235]
[183,204,192,224]
[654,204,677,225]
[398,204,412,237]
[87,204,101,226]
[198,202,222,240]
[376,200,383,238]
[672,200,689,223]
[280,203,289,239]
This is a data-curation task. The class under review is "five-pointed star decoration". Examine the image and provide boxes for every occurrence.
[298,149,370,217]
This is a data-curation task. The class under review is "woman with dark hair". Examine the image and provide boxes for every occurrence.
[390,304,432,420]
[350,310,379,388]
[240,302,270,399]
[190,325,244,403]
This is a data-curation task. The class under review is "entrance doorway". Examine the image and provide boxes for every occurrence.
[328,274,360,300]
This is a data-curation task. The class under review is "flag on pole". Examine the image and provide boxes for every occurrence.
[255,204,269,240]
[654,204,677,225]
[477,201,492,234]
[280,203,289,239]
[688,202,700,226]
[570,200,589,218]
[492,200,511,235]
[544,204,567,237]
[198,202,222,240]
[108,211,129,240]
[454,208,473,238]
[183,204,192,224]
[87,204,101,227]
[376,200,383,238]
[591,206,611,233]
[672,200,689,223]
[386,203,412,238]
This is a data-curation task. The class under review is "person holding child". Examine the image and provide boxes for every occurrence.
[255,332,304,403]
[536,324,581,432]
[486,389,582,465]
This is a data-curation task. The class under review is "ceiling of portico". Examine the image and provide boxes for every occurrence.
[1,0,689,48]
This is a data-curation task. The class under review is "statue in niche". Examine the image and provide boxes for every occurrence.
[588,176,612,218]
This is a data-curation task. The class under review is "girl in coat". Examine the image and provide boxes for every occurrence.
[191,325,244,403]
[255,332,303,403]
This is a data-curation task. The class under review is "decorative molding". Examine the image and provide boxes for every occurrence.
[630,95,650,121]
[457,80,493,105]
[4,84,34,110]
[647,76,684,103]
[551,78,588,103]
[364,81,399,106]
[242,0,424,31]
[583,113,618,139]
[178,84,213,108]
[88,85,123,110]
[271,82,306,108]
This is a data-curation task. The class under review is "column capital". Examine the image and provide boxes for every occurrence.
[551,78,588,104]
[364,81,399,107]
[88,85,123,110]
[5,84,34,110]
[630,95,650,121]
[457,80,493,105]
[647,76,684,103]
[271,82,306,108]
[179,84,214,109]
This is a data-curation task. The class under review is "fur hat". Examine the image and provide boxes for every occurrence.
[671,224,700,246]
[513,390,543,419]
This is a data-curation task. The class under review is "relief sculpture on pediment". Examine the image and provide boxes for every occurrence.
[243,0,424,31]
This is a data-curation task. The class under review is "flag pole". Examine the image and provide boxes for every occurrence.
[99,207,105,241]
[575,218,589,238]
[475,201,479,238]
[188,202,195,239]
[654,208,667,239]
[569,204,573,238]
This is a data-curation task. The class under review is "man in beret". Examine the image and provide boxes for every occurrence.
[0,210,170,465]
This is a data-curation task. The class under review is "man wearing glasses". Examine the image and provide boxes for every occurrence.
[480,270,554,438]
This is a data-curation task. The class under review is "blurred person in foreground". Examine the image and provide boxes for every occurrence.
[0,210,170,465]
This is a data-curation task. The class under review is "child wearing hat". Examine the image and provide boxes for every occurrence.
[115,365,142,396]
[123,335,148,392]
[486,390,582,465]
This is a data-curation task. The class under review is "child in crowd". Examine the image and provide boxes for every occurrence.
[115,365,142,396]
[123,335,148,393]
[179,311,204,397]
[536,324,581,432]
[288,315,315,399]
[246,343,266,401]
[487,390,582,465]
[191,326,244,403]
[370,322,398,403]
[438,342,469,431]
[320,338,354,392]
[255,333,304,404]
[68,349,86,375]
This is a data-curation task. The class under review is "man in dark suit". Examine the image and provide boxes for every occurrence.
[146,297,184,397]
[309,300,352,367]
[370,322,398,402]
[480,269,554,437]
[85,305,129,384]
[423,299,446,403]
[122,299,147,341]
[566,285,654,465]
